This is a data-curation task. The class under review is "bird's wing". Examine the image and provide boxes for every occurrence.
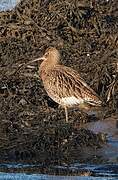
[45,65,102,106]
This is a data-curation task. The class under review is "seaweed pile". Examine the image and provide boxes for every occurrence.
[0,0,117,165]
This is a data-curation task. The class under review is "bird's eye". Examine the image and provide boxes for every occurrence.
[45,52,49,57]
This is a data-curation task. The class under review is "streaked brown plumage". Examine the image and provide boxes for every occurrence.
[34,47,102,122]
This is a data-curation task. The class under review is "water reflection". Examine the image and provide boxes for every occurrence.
[0,172,117,180]
[0,116,117,178]
[0,162,118,178]
[82,116,118,163]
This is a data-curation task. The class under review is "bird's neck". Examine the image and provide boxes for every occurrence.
[39,59,59,80]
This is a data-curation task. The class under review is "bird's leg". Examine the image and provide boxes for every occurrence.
[64,106,68,122]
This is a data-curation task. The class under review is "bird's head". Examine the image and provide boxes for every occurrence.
[28,47,60,66]
[40,47,60,65]
[24,47,60,77]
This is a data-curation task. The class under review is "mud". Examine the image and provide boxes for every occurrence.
[0,0,118,170]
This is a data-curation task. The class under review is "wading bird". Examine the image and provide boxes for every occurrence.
[30,47,102,122]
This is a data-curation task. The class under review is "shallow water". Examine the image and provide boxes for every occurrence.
[82,116,118,164]
[0,163,118,180]
[0,0,20,11]
[0,116,118,179]
[0,172,117,180]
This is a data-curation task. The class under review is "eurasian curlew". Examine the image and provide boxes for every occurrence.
[30,47,102,122]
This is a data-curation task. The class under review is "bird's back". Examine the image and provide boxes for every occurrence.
[42,65,102,107]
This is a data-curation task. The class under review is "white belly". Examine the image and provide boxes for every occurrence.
[61,96,84,106]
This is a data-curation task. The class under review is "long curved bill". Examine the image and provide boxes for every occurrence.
[27,56,46,65]
[18,56,46,70]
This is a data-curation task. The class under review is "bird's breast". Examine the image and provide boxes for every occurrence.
[40,69,48,81]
